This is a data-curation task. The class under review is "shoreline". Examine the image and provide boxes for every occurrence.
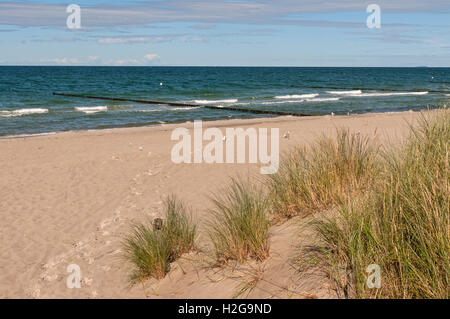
[0,109,421,140]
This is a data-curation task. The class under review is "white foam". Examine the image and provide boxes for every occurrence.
[275,94,318,99]
[173,107,200,111]
[137,109,160,113]
[305,97,340,102]
[261,100,305,105]
[261,97,340,105]
[327,90,362,95]
[194,99,238,104]
[351,91,428,97]
[0,108,49,117]
[75,106,108,114]
[0,132,57,139]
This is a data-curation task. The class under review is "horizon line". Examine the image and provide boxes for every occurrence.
[1,65,449,68]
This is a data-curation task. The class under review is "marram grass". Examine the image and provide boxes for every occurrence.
[122,195,196,283]
[268,129,380,220]
[208,178,270,264]
[313,110,449,298]
[121,110,448,299]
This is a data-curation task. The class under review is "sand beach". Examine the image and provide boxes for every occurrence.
[0,111,423,298]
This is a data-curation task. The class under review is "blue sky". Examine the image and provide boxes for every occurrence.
[0,0,449,66]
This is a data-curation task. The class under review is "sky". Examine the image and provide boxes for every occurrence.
[0,0,449,66]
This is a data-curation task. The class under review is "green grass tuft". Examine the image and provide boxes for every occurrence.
[208,178,270,264]
[122,195,196,283]
[313,110,449,298]
[268,129,379,220]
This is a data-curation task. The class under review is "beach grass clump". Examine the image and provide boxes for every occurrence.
[313,110,449,298]
[208,178,270,264]
[122,195,196,283]
[268,129,379,220]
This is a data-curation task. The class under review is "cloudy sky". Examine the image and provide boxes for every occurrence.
[0,0,449,66]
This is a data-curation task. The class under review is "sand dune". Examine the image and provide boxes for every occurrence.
[0,111,420,298]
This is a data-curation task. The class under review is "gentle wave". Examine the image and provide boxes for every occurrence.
[275,94,318,99]
[174,107,201,111]
[261,100,304,105]
[351,91,429,97]
[327,90,362,95]
[261,97,340,105]
[194,99,238,104]
[75,106,108,114]
[0,132,57,139]
[306,97,340,102]
[0,108,49,117]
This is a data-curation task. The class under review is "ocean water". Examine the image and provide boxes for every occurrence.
[0,66,448,136]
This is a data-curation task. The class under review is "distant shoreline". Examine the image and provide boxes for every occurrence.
[0,109,422,140]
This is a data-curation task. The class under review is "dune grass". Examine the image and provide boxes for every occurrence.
[268,129,379,220]
[208,178,270,264]
[122,195,196,283]
[313,110,449,298]
[121,110,448,299]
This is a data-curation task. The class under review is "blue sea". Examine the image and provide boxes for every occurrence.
[0,66,448,136]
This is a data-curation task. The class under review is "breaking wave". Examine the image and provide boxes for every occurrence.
[275,94,318,99]
[0,108,49,117]
[75,106,108,114]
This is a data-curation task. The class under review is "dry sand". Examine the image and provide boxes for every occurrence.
[0,111,422,298]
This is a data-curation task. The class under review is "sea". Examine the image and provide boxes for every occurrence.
[0,66,448,136]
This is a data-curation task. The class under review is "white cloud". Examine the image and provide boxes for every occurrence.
[114,59,140,66]
[111,54,161,66]
[179,36,207,43]
[97,34,208,45]
[25,53,161,66]
[39,57,79,64]
[1,1,448,28]
[144,54,159,61]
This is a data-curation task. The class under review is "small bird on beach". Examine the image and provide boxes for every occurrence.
[283,131,290,139]
[331,112,335,117]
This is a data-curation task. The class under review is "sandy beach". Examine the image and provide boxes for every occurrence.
[0,111,423,298]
